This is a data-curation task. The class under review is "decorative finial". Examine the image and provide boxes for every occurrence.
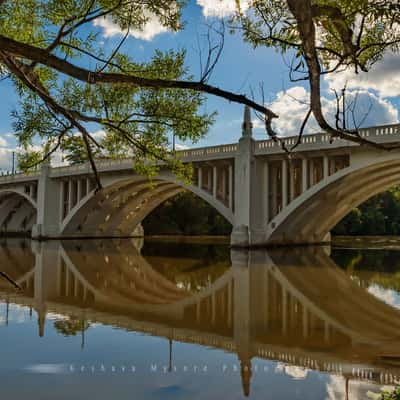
[242,105,253,137]
[240,356,252,397]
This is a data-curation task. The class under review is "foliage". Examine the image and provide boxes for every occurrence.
[53,317,90,336]
[0,0,215,182]
[380,386,400,400]
[333,186,400,236]
[0,0,398,185]
[143,191,232,235]
[235,0,399,72]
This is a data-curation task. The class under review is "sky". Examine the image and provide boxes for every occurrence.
[0,0,399,171]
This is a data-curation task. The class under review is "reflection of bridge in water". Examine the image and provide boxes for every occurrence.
[1,239,400,396]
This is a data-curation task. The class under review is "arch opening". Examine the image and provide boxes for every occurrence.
[333,184,400,237]
[0,191,37,236]
[62,177,233,238]
[268,158,400,245]
[142,190,232,236]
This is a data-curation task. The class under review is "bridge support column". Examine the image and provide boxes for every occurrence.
[302,158,308,192]
[231,106,267,247]
[31,164,62,239]
[231,249,252,397]
[323,155,329,179]
[32,241,61,336]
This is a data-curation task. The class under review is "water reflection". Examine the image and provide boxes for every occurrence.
[0,239,400,399]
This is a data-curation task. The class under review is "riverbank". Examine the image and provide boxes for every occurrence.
[144,235,230,244]
[332,235,400,249]
[146,234,400,250]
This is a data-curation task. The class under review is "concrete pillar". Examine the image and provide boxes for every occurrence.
[207,168,212,191]
[65,267,70,296]
[77,179,82,202]
[282,288,287,335]
[196,301,201,323]
[281,159,288,208]
[302,306,308,338]
[74,276,79,297]
[212,166,217,198]
[270,165,278,218]
[32,241,61,336]
[309,159,314,187]
[289,162,295,202]
[68,180,73,212]
[323,155,329,179]
[231,106,266,246]
[57,258,62,296]
[324,321,330,343]
[231,250,252,397]
[263,162,269,223]
[211,292,216,324]
[227,279,232,328]
[31,164,63,239]
[262,269,268,329]
[302,158,308,193]
[86,178,91,194]
[228,164,233,210]
[222,167,227,202]
[59,181,65,221]
[198,167,203,189]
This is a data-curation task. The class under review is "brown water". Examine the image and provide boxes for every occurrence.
[0,238,399,399]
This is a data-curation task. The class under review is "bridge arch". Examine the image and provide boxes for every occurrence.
[0,189,37,234]
[0,189,37,208]
[267,154,400,244]
[61,172,234,238]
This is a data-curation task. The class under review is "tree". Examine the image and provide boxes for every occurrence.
[143,191,232,235]
[333,186,400,236]
[0,1,399,186]
[53,317,90,336]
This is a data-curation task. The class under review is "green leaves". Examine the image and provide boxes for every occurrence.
[235,0,399,73]
[2,1,213,181]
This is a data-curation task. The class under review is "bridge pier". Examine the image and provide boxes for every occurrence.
[31,164,63,240]
[231,107,268,247]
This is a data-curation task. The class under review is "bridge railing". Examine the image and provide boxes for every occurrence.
[0,170,40,184]
[1,124,399,181]
[255,123,400,154]
[176,143,238,161]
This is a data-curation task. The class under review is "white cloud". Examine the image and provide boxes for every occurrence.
[197,0,250,17]
[368,284,400,309]
[275,363,308,380]
[0,148,12,171]
[90,129,107,140]
[175,143,190,150]
[93,14,169,41]
[268,86,399,136]
[325,52,400,98]
[0,136,8,148]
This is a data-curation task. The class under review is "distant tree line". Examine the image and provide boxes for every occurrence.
[333,187,400,236]
[144,188,400,237]
[143,192,231,236]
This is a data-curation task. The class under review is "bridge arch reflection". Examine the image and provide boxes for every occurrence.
[1,239,400,396]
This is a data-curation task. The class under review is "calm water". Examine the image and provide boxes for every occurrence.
[0,238,400,399]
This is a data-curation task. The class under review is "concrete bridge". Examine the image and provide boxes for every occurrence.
[0,108,399,246]
[1,239,400,397]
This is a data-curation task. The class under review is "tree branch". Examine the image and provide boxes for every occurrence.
[0,34,278,121]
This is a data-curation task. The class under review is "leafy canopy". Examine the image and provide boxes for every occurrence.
[0,0,214,181]
[0,0,399,183]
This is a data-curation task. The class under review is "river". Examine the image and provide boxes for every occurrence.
[0,238,399,399]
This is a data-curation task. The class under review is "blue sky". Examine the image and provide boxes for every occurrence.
[0,0,399,171]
